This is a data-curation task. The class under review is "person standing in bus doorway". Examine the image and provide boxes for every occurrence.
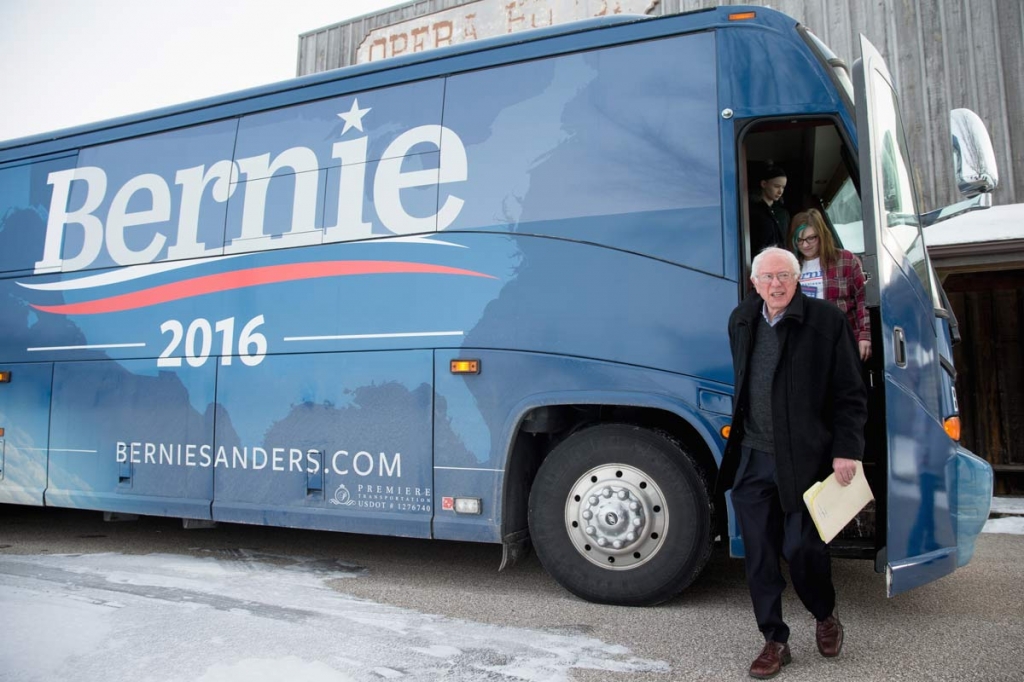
[717,247,868,679]
[789,209,872,362]
[749,164,790,255]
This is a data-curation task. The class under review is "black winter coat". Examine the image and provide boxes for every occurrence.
[716,289,868,512]
[748,198,790,255]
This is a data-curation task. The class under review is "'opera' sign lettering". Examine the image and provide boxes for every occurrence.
[35,106,468,274]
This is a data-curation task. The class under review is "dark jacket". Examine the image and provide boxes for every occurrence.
[716,288,868,512]
[749,198,790,255]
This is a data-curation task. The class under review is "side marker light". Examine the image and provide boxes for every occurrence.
[944,416,961,441]
[0,370,10,383]
[729,11,756,21]
[721,425,731,439]
[450,359,480,374]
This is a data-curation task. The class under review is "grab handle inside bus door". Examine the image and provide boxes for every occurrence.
[893,327,907,368]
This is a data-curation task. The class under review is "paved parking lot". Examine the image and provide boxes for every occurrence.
[1,504,1022,681]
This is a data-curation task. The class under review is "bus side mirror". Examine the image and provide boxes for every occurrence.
[950,109,999,198]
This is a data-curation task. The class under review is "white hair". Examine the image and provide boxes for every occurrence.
[751,247,800,279]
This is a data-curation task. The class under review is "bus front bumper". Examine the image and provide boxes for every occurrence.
[953,445,994,567]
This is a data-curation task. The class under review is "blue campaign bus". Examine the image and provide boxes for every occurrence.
[0,6,996,605]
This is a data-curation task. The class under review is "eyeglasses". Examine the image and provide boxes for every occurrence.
[754,272,796,284]
[796,234,819,245]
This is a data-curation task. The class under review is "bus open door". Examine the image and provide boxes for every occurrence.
[853,36,996,596]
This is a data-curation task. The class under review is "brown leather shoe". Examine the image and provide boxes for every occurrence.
[816,614,844,657]
[749,641,791,679]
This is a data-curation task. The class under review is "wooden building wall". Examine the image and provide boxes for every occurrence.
[298,0,1024,211]
[945,269,1024,494]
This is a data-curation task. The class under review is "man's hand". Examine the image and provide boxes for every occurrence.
[833,457,859,486]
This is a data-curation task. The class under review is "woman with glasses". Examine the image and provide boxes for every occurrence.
[789,208,872,361]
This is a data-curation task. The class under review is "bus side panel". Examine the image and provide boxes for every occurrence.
[0,154,76,504]
[432,349,733,543]
[45,359,215,518]
[450,233,736,383]
[212,350,434,539]
[439,31,722,275]
[716,28,841,117]
[0,362,53,505]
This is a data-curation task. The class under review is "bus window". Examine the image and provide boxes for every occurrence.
[824,174,864,254]
[871,75,932,298]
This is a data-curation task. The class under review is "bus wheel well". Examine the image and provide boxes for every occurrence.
[501,404,724,549]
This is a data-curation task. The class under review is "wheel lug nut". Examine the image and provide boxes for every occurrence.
[632,518,642,527]
[585,526,596,536]
[626,532,636,542]
[597,538,608,547]
[582,510,592,520]
[617,490,628,500]
[589,496,598,505]
[602,488,612,498]
[612,540,623,549]
[629,501,639,511]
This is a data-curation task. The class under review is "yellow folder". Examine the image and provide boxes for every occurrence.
[802,461,874,544]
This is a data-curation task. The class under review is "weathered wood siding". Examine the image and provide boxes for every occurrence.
[945,269,1024,493]
[299,0,1023,210]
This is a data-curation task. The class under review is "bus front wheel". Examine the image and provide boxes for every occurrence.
[528,424,712,606]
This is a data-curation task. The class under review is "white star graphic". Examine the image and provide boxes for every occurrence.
[337,98,371,135]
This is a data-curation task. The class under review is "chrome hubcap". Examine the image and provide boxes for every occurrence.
[565,464,669,569]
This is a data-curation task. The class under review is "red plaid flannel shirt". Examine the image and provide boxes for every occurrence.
[823,249,871,342]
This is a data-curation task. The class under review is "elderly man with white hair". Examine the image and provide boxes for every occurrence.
[716,247,868,679]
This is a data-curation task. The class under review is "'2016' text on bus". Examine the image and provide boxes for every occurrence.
[0,6,996,604]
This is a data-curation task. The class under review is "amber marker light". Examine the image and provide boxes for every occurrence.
[728,11,756,21]
[0,427,5,437]
[0,370,10,383]
[450,359,480,374]
[720,425,731,439]
[944,416,961,441]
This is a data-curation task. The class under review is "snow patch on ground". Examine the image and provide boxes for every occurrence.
[983,497,1024,535]
[0,552,669,682]
[989,497,1024,516]
[983,516,1024,535]
[196,657,356,682]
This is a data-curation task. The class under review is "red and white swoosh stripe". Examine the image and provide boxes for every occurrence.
[29,260,495,315]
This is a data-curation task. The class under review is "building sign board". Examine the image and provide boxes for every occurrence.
[356,0,656,63]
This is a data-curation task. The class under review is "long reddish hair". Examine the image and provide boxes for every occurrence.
[789,208,839,269]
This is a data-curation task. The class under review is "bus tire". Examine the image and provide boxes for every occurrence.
[528,423,712,606]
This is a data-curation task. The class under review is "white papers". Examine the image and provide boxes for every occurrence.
[803,461,874,544]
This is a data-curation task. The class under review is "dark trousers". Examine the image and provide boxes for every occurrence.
[731,446,836,643]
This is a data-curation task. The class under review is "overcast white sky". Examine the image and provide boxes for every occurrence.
[0,0,403,143]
